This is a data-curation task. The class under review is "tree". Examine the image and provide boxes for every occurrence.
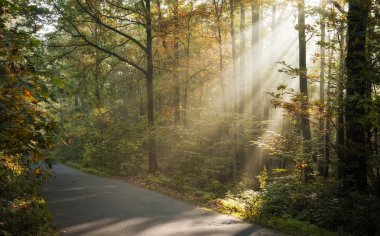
[146,0,159,172]
[0,0,58,172]
[173,0,181,124]
[317,0,327,176]
[297,0,312,181]
[51,0,159,172]
[251,0,261,120]
[344,0,371,190]
[212,0,227,112]
[236,0,246,173]
[229,0,238,111]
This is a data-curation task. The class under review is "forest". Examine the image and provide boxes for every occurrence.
[1,0,380,235]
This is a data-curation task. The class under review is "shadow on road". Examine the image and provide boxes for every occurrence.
[42,165,279,236]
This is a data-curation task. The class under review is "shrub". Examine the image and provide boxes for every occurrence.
[255,178,380,235]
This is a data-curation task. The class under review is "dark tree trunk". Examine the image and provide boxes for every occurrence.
[239,2,245,115]
[173,0,181,124]
[344,0,370,190]
[236,1,246,173]
[94,63,101,108]
[146,0,158,172]
[298,0,312,182]
[94,25,102,108]
[323,37,334,178]
[337,22,346,179]
[213,0,226,112]
[229,0,237,112]
[183,11,192,127]
[318,0,326,176]
[183,41,190,127]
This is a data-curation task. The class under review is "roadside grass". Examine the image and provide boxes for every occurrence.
[63,160,110,176]
[0,177,57,236]
[62,161,338,236]
[255,217,337,236]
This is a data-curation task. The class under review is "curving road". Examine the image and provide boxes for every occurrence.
[42,164,282,236]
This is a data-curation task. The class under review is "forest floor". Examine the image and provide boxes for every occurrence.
[42,164,282,236]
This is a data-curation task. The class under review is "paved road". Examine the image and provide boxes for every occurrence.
[42,165,282,236]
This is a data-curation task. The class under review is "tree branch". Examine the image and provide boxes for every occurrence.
[75,28,147,75]
[329,0,346,14]
[105,0,144,17]
[52,1,147,75]
[76,0,147,52]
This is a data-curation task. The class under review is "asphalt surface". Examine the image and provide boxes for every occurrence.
[42,164,282,236]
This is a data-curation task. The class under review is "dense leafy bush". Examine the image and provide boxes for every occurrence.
[1,154,55,236]
[55,106,148,175]
[254,178,380,235]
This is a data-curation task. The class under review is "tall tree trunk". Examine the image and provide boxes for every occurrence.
[298,0,312,182]
[239,1,245,115]
[173,0,181,124]
[183,34,190,127]
[146,0,158,172]
[93,24,102,108]
[236,1,246,173]
[183,9,193,127]
[324,34,334,178]
[344,0,370,190]
[251,0,261,120]
[94,58,101,108]
[318,0,327,176]
[337,22,346,179]
[229,0,237,112]
[213,0,226,112]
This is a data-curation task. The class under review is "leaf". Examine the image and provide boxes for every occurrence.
[277,84,287,90]
[52,78,65,88]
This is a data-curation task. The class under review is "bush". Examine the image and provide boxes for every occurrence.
[256,178,380,235]
[54,107,147,175]
[0,174,56,236]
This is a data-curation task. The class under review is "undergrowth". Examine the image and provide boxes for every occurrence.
[0,173,57,236]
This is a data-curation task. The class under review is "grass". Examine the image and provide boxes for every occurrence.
[62,161,339,236]
[256,217,338,236]
[63,160,110,176]
[0,178,58,236]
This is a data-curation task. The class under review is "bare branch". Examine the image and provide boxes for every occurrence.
[105,0,144,17]
[49,45,81,63]
[75,28,146,75]
[52,1,147,75]
[48,43,89,48]
[329,0,346,14]
[76,0,147,52]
